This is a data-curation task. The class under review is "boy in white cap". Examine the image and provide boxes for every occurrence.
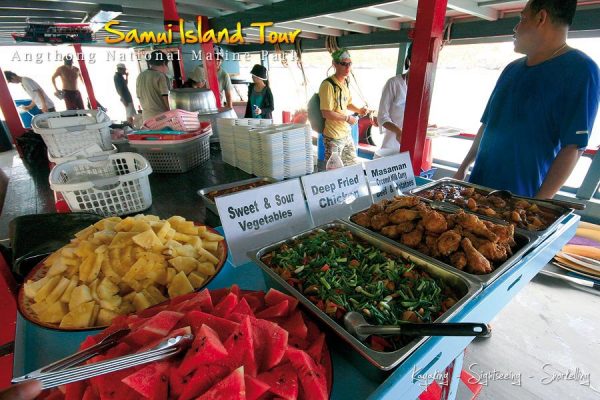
[114,63,135,124]
[319,48,368,166]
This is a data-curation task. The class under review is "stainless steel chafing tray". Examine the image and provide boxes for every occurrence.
[198,177,278,215]
[347,205,537,287]
[409,177,572,242]
[247,220,482,371]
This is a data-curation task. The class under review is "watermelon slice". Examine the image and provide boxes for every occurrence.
[276,311,308,340]
[250,318,289,371]
[213,292,239,318]
[125,311,183,346]
[245,374,270,400]
[197,366,246,400]
[230,284,242,297]
[173,289,213,313]
[168,362,189,398]
[209,287,230,305]
[91,368,140,400]
[241,291,265,312]
[121,361,169,400]
[221,316,258,376]
[79,336,98,351]
[257,363,299,400]
[285,347,328,400]
[183,310,239,341]
[137,303,169,318]
[82,386,99,400]
[287,336,309,351]
[179,364,230,400]
[255,300,289,319]
[178,324,228,376]
[306,333,325,365]
[265,289,298,312]
[138,326,192,352]
[231,297,254,316]
[64,380,86,400]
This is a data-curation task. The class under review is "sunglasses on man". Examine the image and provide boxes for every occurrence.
[336,61,352,67]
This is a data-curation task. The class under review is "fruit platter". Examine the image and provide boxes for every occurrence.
[36,286,332,400]
[18,214,228,330]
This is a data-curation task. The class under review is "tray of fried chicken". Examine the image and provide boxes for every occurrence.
[349,196,535,286]
[410,178,568,234]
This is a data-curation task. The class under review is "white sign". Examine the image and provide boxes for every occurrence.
[364,152,416,201]
[301,164,371,226]
[215,179,311,265]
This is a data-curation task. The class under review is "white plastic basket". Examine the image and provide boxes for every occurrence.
[49,152,153,216]
[47,144,118,165]
[32,109,112,158]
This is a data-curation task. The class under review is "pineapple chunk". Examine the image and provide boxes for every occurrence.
[166,268,176,284]
[176,221,199,235]
[201,231,224,242]
[60,301,95,328]
[198,247,220,265]
[78,253,96,282]
[99,295,122,311]
[34,275,61,303]
[156,221,172,241]
[97,278,119,300]
[59,278,79,303]
[132,230,162,250]
[46,277,71,304]
[31,301,50,316]
[130,220,152,233]
[174,245,196,258]
[203,241,219,253]
[145,286,167,304]
[75,225,97,240]
[132,292,152,312]
[197,262,216,276]
[97,309,119,326]
[69,285,93,310]
[46,258,68,277]
[39,302,68,324]
[188,272,206,289]
[108,232,137,248]
[168,271,194,299]
[168,256,199,275]
[24,276,50,298]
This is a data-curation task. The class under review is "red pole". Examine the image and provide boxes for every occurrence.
[0,66,26,143]
[400,0,448,174]
[199,16,222,107]
[162,0,180,32]
[73,43,98,109]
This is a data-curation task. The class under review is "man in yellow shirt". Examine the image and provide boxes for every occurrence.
[319,48,368,166]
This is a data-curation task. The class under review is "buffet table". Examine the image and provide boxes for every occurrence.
[7,147,580,399]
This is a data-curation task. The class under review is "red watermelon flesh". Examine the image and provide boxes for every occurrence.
[209,287,230,305]
[82,386,99,400]
[306,333,325,365]
[213,292,239,318]
[173,289,213,313]
[137,326,192,353]
[250,318,289,371]
[241,292,265,312]
[197,366,246,400]
[91,368,140,400]
[255,300,289,319]
[257,363,299,400]
[221,316,257,376]
[121,361,169,400]
[178,324,228,376]
[168,362,189,398]
[178,364,230,400]
[65,379,86,400]
[125,311,184,346]
[230,284,242,297]
[245,374,270,400]
[79,335,98,351]
[287,336,309,351]
[231,297,254,316]
[137,303,169,318]
[275,311,308,340]
[265,289,298,312]
[285,347,328,400]
[184,310,240,341]
[305,319,322,342]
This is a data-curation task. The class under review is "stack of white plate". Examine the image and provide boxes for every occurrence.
[233,125,254,174]
[255,128,285,179]
[217,118,236,166]
[280,124,314,178]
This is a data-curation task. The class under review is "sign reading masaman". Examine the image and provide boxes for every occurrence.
[103,19,300,45]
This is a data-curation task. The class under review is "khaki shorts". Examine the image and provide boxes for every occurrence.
[323,135,358,166]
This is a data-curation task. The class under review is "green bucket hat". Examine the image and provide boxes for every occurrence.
[332,48,351,62]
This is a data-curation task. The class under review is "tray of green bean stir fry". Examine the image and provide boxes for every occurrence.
[248,220,482,370]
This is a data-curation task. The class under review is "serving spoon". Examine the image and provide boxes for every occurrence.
[343,311,491,341]
[486,189,585,210]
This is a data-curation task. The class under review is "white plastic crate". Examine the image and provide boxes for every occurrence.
[49,152,153,216]
[32,109,112,158]
[47,144,118,165]
[129,133,211,173]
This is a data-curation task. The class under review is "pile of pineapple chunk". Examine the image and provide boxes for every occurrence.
[23,214,225,329]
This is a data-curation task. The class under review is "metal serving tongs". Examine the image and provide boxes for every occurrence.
[486,189,585,210]
[343,311,491,341]
[12,328,194,390]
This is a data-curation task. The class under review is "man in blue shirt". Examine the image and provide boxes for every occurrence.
[455,0,600,198]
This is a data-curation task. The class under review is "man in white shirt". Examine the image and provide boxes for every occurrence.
[376,45,412,157]
[4,71,56,113]
[187,47,233,107]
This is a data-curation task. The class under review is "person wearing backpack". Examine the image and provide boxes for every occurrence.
[316,48,368,166]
